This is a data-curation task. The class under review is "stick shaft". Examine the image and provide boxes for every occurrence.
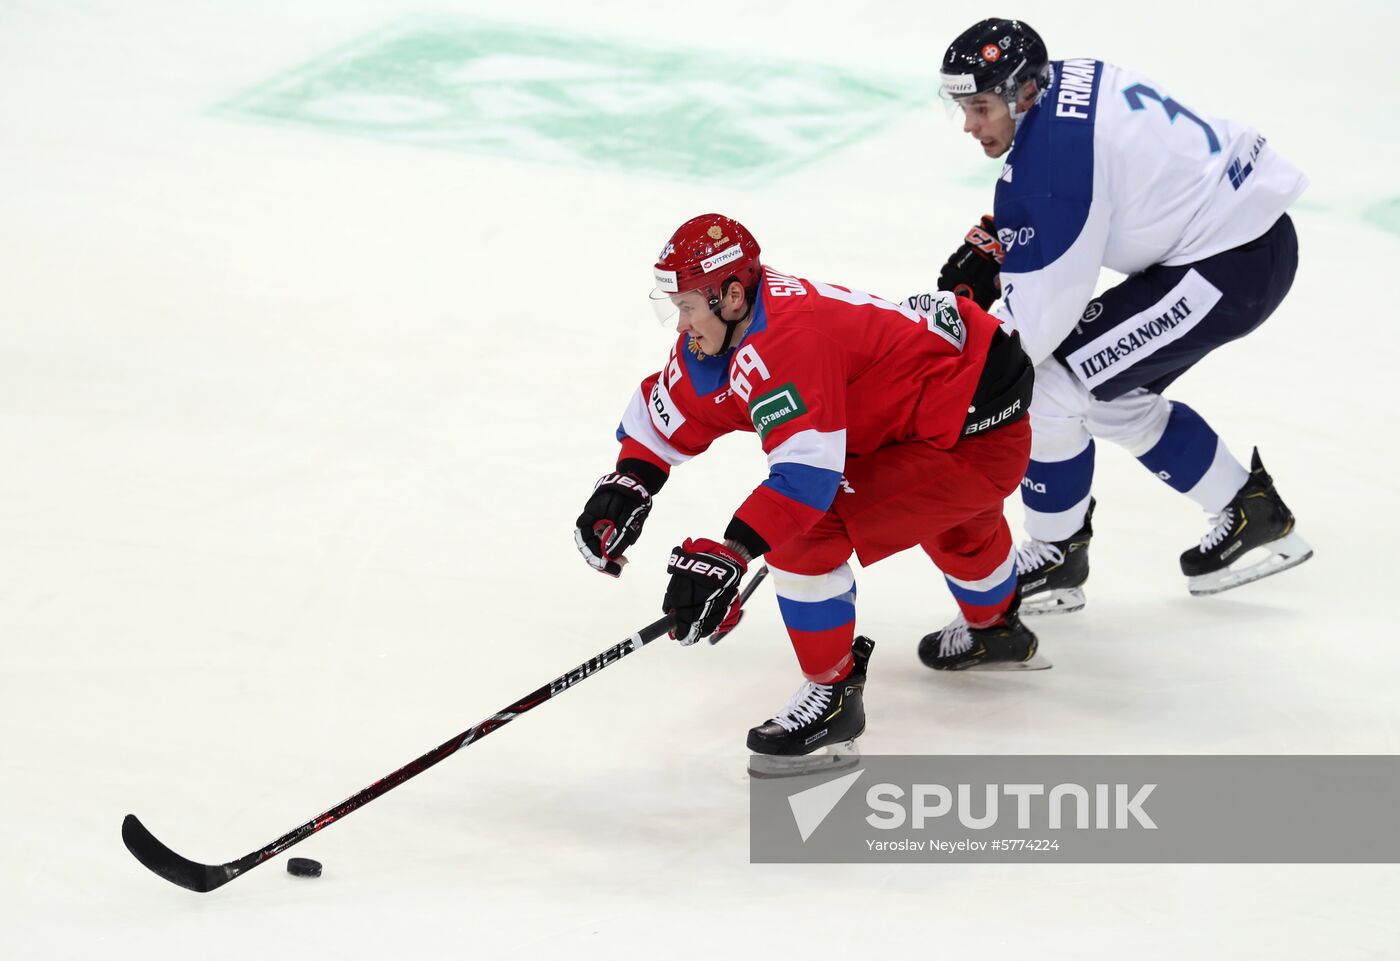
[123,567,769,891]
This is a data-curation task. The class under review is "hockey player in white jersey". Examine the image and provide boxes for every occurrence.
[932,18,1313,611]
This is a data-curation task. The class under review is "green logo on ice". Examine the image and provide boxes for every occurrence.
[750,383,808,440]
[217,17,926,185]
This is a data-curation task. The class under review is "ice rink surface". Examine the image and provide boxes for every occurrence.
[3,1,1398,957]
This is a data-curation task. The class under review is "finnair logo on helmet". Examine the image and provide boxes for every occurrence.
[654,267,679,293]
[701,244,744,274]
[941,72,978,95]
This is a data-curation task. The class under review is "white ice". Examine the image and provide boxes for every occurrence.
[2,1,1398,958]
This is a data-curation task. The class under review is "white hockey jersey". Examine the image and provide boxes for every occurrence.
[992,59,1309,366]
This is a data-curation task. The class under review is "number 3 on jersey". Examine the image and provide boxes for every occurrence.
[1122,83,1220,154]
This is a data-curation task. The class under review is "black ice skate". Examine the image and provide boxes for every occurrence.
[918,611,1049,671]
[747,636,873,779]
[1180,448,1312,596]
[1015,498,1094,615]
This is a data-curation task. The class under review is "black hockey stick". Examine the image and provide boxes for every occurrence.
[122,565,769,893]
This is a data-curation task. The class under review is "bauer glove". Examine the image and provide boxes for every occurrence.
[575,468,655,577]
[664,538,747,646]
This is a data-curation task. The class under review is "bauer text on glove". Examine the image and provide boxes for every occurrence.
[663,538,747,645]
[574,468,656,577]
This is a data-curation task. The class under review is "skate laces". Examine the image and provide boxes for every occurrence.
[1199,508,1236,552]
[772,681,834,732]
[1015,538,1064,572]
[938,616,974,657]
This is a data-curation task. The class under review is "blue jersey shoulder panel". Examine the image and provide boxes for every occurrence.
[995,59,1103,273]
[678,336,731,397]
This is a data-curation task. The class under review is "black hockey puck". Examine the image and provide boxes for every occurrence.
[286,857,322,878]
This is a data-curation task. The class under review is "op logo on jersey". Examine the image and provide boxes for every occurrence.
[749,382,808,440]
[981,44,1002,62]
[997,225,1035,253]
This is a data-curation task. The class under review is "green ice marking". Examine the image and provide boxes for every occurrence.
[1364,197,1400,238]
[218,17,928,185]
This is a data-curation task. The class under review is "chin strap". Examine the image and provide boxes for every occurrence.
[714,299,753,355]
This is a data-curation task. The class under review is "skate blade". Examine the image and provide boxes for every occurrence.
[1188,531,1314,596]
[962,652,1053,671]
[1019,587,1085,616]
[748,739,861,779]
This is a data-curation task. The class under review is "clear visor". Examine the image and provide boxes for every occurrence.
[649,286,714,327]
[649,287,680,326]
[948,90,1015,125]
[938,61,1027,118]
[937,89,970,120]
[957,91,1013,126]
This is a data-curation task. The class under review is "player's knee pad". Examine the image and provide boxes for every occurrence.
[1028,410,1093,464]
[1084,388,1172,455]
[769,563,856,606]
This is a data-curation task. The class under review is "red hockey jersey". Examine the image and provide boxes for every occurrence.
[616,268,997,552]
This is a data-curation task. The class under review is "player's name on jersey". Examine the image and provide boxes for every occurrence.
[1054,59,1098,120]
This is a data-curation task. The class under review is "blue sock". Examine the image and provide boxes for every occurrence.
[1021,441,1095,541]
[1137,402,1248,511]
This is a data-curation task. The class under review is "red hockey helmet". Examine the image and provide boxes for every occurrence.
[652,213,762,304]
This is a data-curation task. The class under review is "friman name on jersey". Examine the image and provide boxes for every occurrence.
[1054,58,1097,119]
[990,58,1307,372]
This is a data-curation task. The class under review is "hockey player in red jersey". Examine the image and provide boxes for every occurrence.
[575,214,1044,774]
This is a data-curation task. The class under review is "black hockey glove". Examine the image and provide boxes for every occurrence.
[575,469,656,577]
[937,214,1004,310]
[664,538,747,646]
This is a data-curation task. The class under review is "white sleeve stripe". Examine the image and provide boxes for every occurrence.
[619,385,692,466]
[766,428,847,473]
